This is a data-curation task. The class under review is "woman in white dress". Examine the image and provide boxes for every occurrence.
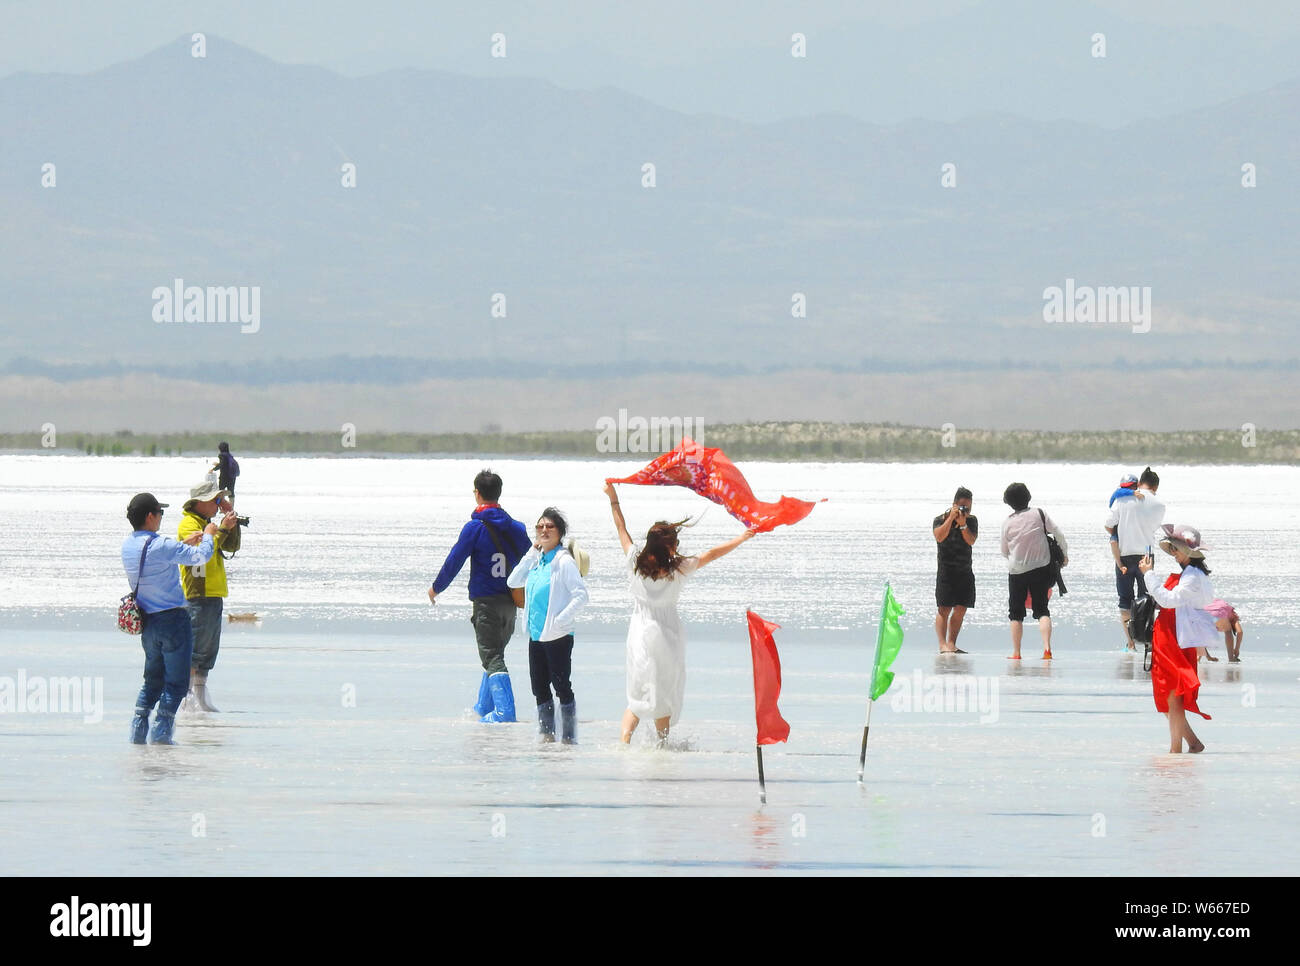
[603,482,756,744]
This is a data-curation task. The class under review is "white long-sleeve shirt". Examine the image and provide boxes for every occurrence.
[1145,564,1217,648]
[1000,508,1068,574]
[1105,488,1166,556]
[507,545,588,642]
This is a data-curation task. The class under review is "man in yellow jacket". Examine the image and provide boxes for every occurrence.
[178,474,242,712]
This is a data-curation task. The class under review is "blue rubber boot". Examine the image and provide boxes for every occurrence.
[129,707,150,745]
[471,673,494,717]
[149,709,178,745]
[560,701,577,745]
[537,700,556,742]
[480,673,516,723]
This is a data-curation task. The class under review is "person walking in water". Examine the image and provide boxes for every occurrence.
[604,482,756,745]
[121,493,217,745]
[1105,467,1165,651]
[214,442,240,502]
[1139,524,1215,753]
[507,508,589,743]
[933,487,978,654]
[1000,482,1068,660]
[428,470,530,722]
[178,473,242,712]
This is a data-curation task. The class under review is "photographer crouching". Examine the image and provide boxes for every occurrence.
[178,473,243,712]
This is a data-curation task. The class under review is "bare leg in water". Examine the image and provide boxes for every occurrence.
[1166,693,1204,754]
[1009,620,1023,659]
[1038,615,1053,659]
[654,716,670,744]
[935,606,951,652]
[620,708,638,743]
[937,605,968,653]
[620,709,672,745]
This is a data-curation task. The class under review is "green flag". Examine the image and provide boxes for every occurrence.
[870,582,906,701]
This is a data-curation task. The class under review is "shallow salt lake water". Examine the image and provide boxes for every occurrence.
[2,620,1296,876]
[2,455,1297,875]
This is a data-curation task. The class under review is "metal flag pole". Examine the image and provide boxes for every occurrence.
[857,699,875,784]
[858,581,890,783]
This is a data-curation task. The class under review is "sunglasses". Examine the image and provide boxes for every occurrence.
[535,523,557,532]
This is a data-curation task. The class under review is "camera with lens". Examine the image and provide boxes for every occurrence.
[236,515,251,527]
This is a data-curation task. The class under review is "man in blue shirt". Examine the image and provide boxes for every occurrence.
[427,470,530,722]
[121,492,216,744]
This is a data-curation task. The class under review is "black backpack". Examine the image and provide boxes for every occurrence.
[1131,594,1157,670]
[1130,594,1157,645]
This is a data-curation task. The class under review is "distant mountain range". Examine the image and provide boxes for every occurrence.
[1,29,1295,429]
[326,0,1300,129]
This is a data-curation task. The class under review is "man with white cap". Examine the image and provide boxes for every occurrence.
[1105,467,1165,651]
[177,473,242,711]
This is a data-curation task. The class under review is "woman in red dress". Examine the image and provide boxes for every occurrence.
[1138,524,1215,753]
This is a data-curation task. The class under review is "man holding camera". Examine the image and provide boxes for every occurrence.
[177,473,242,712]
[933,487,979,653]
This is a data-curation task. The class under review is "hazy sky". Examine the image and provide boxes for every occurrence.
[2,0,1297,77]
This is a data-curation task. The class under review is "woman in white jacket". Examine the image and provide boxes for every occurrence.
[1138,524,1215,753]
[507,508,589,743]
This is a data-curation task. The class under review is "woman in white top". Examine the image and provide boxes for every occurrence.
[603,482,755,744]
[507,508,589,743]
[1138,524,1215,753]
[999,482,1069,660]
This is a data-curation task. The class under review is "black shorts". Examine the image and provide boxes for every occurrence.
[936,569,975,608]
[1008,565,1055,621]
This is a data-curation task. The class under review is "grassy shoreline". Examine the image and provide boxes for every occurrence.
[2,423,1295,463]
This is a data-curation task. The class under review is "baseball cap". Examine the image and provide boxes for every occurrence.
[127,493,168,517]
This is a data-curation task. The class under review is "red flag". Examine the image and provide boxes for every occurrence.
[746,610,791,745]
[606,437,822,532]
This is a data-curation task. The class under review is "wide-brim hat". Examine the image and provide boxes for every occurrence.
[1158,523,1208,559]
[566,541,590,578]
[183,474,227,508]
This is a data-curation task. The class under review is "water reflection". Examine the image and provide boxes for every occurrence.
[1115,653,1150,682]
[933,654,975,675]
[748,809,782,870]
[1132,755,1206,840]
[1005,660,1055,680]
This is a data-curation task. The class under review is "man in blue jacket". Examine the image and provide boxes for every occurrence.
[428,470,530,722]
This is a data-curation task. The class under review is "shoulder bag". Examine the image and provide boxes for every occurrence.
[117,534,158,634]
[1038,508,1067,595]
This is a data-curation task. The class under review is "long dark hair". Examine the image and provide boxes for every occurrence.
[1184,558,1211,576]
[635,519,690,580]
